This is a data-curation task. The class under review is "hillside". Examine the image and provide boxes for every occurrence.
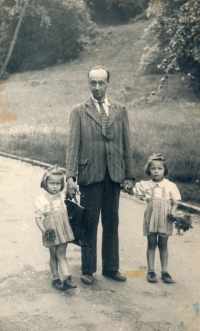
[0,19,200,203]
[0,20,149,127]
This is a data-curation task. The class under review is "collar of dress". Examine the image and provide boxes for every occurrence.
[45,191,62,199]
[148,178,169,188]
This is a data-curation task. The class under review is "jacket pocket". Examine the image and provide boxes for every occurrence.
[78,158,88,166]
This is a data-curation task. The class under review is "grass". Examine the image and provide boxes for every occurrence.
[0,19,200,203]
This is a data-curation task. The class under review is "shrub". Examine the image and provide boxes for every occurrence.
[0,0,91,72]
[89,0,148,24]
[140,0,200,90]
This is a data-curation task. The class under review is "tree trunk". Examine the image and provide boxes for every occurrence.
[0,0,29,80]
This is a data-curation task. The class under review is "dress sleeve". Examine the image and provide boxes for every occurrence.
[34,196,45,217]
[133,181,146,199]
[170,183,181,202]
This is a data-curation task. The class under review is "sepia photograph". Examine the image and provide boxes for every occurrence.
[0,0,200,330]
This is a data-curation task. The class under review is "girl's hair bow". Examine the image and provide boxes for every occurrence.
[148,153,165,162]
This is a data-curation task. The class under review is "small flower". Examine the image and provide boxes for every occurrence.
[43,229,56,241]
[172,213,193,236]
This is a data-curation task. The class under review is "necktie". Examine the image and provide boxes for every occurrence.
[98,101,108,136]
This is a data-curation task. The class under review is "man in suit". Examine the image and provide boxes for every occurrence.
[66,66,135,285]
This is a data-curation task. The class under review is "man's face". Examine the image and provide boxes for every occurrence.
[88,68,109,101]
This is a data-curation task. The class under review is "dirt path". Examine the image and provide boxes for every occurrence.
[0,156,200,331]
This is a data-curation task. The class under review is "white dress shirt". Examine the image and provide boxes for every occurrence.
[91,95,110,116]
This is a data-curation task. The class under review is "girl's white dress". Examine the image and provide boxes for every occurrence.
[133,179,181,236]
[34,191,74,246]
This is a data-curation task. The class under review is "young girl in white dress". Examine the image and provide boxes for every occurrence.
[129,154,181,283]
[34,165,76,290]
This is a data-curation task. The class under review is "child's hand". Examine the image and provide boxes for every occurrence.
[120,185,134,195]
[167,214,176,223]
[122,179,135,194]
[127,187,134,195]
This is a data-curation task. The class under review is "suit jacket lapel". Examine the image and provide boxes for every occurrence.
[85,97,118,129]
[108,100,117,129]
[85,97,101,126]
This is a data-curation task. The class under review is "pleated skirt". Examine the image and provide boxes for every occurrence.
[143,198,173,236]
[43,210,74,247]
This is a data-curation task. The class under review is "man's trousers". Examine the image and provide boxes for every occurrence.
[79,169,121,275]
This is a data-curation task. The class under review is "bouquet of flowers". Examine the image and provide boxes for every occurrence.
[167,212,193,236]
[43,229,56,242]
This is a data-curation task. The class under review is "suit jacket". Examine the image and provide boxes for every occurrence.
[66,97,135,185]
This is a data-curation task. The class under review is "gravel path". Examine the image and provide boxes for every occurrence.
[0,156,200,331]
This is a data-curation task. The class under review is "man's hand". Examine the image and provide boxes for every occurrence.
[66,177,79,203]
[122,179,135,194]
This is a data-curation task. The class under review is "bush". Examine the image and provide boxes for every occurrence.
[89,0,148,24]
[140,0,200,90]
[0,0,91,72]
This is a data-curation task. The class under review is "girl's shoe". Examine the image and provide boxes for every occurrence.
[63,275,77,289]
[161,272,173,283]
[147,271,157,283]
[52,278,64,291]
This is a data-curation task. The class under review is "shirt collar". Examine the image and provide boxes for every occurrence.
[91,94,110,106]
[148,178,168,188]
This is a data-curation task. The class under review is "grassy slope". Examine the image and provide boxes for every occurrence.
[0,19,200,203]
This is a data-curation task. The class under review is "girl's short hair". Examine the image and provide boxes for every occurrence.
[40,165,65,191]
[144,153,168,176]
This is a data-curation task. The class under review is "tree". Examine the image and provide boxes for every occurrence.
[140,0,200,90]
[89,0,148,24]
[0,0,29,79]
[0,0,91,73]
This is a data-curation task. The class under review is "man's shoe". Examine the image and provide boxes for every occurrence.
[102,270,126,282]
[161,272,173,283]
[147,271,157,283]
[52,278,65,291]
[81,274,94,285]
[63,276,77,289]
